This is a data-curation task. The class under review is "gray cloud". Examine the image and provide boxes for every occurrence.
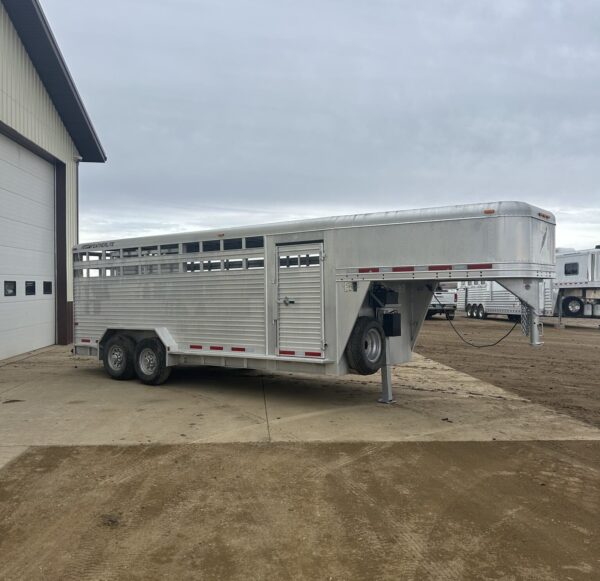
[42,0,600,247]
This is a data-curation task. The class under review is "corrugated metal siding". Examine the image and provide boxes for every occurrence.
[0,2,79,300]
[74,271,267,351]
[277,244,324,353]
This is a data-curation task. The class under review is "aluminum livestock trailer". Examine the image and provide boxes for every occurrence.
[73,201,555,402]
[457,279,555,320]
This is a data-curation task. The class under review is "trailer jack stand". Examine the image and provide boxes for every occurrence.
[378,338,395,404]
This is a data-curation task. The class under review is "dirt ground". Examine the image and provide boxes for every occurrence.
[1,442,599,581]
[416,316,600,428]
[1,323,600,580]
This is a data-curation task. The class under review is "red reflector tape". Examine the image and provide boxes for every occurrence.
[231,347,246,352]
[210,346,223,351]
[483,209,496,215]
[392,266,415,272]
[358,267,380,273]
[304,351,322,357]
[467,263,493,270]
[428,265,452,271]
[279,350,295,356]
[190,344,203,350]
[81,338,91,343]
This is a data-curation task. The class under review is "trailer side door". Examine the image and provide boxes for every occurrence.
[276,243,324,358]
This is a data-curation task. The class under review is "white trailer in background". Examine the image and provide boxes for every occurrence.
[456,247,600,320]
[457,280,555,321]
[73,201,555,402]
[555,247,600,318]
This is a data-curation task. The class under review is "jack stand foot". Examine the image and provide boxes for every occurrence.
[377,397,396,405]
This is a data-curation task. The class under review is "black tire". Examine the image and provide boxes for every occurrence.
[466,304,473,318]
[345,316,385,375]
[425,312,433,320]
[103,334,136,380]
[134,338,172,385]
[446,311,455,321]
[562,296,584,318]
[477,305,487,320]
[507,314,521,322]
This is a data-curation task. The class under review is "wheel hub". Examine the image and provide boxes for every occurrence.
[139,347,157,375]
[363,328,382,363]
[108,345,124,371]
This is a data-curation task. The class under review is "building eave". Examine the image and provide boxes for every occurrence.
[2,0,107,162]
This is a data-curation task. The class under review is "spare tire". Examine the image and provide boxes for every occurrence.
[345,316,385,375]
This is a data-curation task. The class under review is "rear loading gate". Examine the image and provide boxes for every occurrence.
[276,243,325,358]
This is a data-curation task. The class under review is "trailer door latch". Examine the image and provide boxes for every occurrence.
[277,296,295,305]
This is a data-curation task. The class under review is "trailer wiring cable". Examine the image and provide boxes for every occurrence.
[429,288,519,348]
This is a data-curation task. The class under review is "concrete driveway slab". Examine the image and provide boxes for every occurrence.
[0,347,598,463]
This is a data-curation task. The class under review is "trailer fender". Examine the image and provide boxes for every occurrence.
[98,327,178,365]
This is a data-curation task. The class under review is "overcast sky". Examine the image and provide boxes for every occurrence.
[41,0,600,248]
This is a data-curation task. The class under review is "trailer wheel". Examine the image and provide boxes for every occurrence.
[477,305,487,319]
[103,335,136,380]
[345,317,385,375]
[563,296,584,317]
[466,304,473,318]
[134,338,172,385]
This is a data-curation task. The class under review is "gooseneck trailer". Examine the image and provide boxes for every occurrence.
[73,201,555,402]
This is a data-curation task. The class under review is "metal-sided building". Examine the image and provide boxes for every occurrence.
[0,0,105,360]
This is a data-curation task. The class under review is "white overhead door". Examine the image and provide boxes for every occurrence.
[0,132,55,360]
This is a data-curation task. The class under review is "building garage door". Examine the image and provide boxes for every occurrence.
[0,132,55,361]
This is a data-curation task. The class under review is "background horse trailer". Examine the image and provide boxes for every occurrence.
[555,247,600,317]
[458,279,555,320]
[456,247,600,320]
[73,201,555,401]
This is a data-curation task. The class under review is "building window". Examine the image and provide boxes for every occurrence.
[4,281,16,297]
[25,281,36,295]
[564,262,579,276]
[43,281,52,295]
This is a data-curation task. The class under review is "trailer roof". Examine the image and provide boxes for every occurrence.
[75,201,555,250]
